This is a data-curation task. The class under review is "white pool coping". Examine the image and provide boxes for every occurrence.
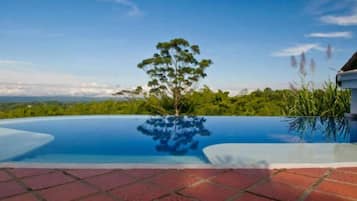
[2,162,357,169]
[202,143,357,169]
[0,128,54,162]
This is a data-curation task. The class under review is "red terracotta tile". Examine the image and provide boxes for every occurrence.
[233,193,273,201]
[180,182,237,201]
[159,194,195,201]
[316,180,357,199]
[111,182,169,201]
[0,170,11,182]
[249,181,305,201]
[79,193,115,201]
[285,168,328,178]
[123,169,164,179]
[305,191,353,201]
[328,170,357,184]
[182,169,224,179]
[9,168,53,178]
[271,172,317,188]
[1,193,38,201]
[65,169,112,179]
[0,181,26,199]
[212,172,264,189]
[39,181,97,201]
[231,169,274,176]
[150,171,201,190]
[337,167,357,174]
[85,171,136,190]
[22,171,74,190]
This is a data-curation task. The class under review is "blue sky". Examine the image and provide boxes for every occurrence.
[1,0,357,96]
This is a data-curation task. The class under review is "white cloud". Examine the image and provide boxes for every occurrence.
[320,14,357,25]
[305,31,352,38]
[0,66,119,97]
[0,82,118,97]
[309,0,357,26]
[272,44,324,57]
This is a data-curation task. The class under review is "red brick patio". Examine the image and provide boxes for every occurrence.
[0,167,357,201]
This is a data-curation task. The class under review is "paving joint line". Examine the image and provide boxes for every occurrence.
[2,167,356,201]
[0,169,13,184]
[312,189,357,201]
[323,169,357,186]
[63,168,117,180]
[242,191,281,201]
[225,169,284,201]
[297,168,332,201]
[142,170,219,201]
[12,169,79,192]
[145,176,206,200]
[61,169,125,201]
[3,168,46,201]
[70,169,176,201]
[0,168,57,184]
[116,168,172,182]
[164,191,199,201]
[68,168,177,201]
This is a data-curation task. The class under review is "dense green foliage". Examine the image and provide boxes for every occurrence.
[137,38,212,116]
[0,82,350,119]
[285,81,350,117]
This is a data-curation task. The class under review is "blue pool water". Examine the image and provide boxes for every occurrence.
[0,116,356,164]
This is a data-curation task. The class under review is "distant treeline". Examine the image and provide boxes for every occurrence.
[0,84,350,119]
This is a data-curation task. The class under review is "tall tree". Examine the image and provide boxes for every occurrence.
[137,38,212,116]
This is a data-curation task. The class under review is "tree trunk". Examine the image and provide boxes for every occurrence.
[174,97,180,116]
[175,107,179,116]
[174,90,180,116]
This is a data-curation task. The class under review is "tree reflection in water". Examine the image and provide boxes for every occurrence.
[137,116,210,155]
[287,117,354,142]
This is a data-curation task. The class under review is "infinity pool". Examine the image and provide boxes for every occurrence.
[0,116,356,164]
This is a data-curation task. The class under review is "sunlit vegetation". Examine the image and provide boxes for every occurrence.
[282,44,350,118]
[285,81,350,117]
[0,82,349,119]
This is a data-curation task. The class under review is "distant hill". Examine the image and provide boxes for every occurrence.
[0,96,124,103]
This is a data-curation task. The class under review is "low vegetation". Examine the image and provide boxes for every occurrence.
[0,81,350,119]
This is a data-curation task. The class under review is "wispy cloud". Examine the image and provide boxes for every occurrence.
[304,0,357,26]
[305,0,355,16]
[0,66,118,97]
[305,31,352,38]
[272,44,324,57]
[311,0,357,26]
[320,14,357,25]
[103,0,142,16]
[0,82,118,97]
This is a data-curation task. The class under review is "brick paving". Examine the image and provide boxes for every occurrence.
[0,167,357,201]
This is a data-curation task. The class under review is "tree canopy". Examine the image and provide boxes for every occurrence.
[137,38,212,116]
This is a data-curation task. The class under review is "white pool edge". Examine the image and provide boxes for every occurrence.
[2,162,357,169]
